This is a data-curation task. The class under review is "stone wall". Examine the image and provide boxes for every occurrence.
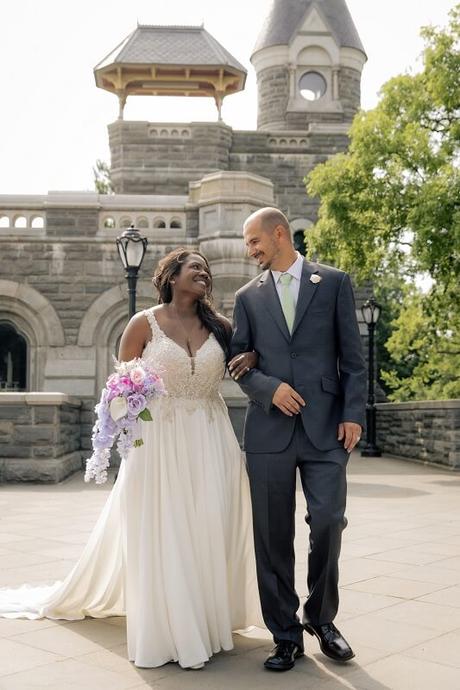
[255,65,291,131]
[0,193,198,395]
[230,132,346,223]
[109,119,350,224]
[0,393,82,482]
[109,122,233,195]
[339,67,362,120]
[376,400,460,470]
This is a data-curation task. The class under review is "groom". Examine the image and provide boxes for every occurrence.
[229,207,366,671]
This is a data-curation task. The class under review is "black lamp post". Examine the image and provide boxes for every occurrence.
[361,298,382,457]
[116,224,148,319]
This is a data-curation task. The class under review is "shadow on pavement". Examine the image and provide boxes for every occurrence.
[347,482,430,498]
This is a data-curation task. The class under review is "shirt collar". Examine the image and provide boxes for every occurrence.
[271,252,304,283]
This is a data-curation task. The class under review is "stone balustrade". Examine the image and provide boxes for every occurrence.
[0,393,82,482]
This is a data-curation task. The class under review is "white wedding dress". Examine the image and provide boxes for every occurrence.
[0,307,262,668]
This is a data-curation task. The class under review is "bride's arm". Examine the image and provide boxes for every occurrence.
[118,313,151,361]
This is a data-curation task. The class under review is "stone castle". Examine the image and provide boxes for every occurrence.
[0,0,371,481]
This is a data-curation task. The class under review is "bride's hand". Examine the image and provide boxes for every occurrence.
[228,351,258,381]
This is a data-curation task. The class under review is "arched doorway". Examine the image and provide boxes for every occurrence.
[294,230,307,256]
[0,322,28,391]
[291,218,313,257]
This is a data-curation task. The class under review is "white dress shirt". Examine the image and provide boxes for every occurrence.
[271,252,304,308]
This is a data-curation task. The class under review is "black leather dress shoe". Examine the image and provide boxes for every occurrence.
[304,622,354,661]
[264,640,304,671]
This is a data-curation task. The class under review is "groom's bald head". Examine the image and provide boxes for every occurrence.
[243,207,292,240]
[243,207,297,271]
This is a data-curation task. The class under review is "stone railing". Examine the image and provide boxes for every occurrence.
[0,192,189,237]
[376,400,460,470]
[0,393,82,482]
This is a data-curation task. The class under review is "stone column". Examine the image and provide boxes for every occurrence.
[188,171,275,407]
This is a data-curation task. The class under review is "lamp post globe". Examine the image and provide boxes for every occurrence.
[361,298,382,457]
[116,224,148,320]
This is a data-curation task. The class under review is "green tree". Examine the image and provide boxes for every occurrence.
[93,159,113,195]
[373,275,420,398]
[306,5,460,400]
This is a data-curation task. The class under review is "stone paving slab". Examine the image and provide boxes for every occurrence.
[0,453,460,689]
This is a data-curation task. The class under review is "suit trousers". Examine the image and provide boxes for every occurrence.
[246,417,348,646]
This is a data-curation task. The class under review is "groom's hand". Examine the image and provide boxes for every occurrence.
[338,422,362,452]
[272,383,306,417]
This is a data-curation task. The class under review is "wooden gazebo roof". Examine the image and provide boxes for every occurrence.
[94,25,247,119]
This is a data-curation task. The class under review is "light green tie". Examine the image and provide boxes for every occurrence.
[279,273,296,333]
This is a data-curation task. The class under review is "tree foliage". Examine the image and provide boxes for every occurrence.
[307,5,460,401]
[93,159,113,195]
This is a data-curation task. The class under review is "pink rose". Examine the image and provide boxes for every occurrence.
[130,367,146,386]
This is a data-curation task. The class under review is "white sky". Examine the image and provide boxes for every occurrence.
[0,0,456,195]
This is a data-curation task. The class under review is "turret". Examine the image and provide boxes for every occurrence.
[251,0,367,130]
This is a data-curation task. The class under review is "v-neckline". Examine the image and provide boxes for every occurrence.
[150,310,213,360]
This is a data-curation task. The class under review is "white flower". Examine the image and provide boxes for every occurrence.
[109,396,128,421]
[310,274,322,284]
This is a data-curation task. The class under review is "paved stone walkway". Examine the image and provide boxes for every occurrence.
[0,454,459,690]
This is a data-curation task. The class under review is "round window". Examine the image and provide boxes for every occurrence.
[299,71,327,101]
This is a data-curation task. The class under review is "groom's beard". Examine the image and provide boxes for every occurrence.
[254,253,273,270]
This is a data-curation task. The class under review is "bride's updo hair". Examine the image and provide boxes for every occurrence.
[152,248,231,358]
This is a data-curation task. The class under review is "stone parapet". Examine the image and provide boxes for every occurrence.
[376,400,460,470]
[0,393,82,482]
[109,121,233,195]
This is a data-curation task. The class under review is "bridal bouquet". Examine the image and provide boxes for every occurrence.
[84,358,166,484]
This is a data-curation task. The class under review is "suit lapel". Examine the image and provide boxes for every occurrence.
[257,271,291,342]
[291,260,320,336]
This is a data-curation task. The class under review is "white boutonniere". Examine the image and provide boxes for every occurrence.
[310,274,322,284]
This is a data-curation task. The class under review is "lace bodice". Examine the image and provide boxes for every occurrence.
[142,308,226,401]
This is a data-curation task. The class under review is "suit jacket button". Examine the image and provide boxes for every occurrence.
[291,352,297,359]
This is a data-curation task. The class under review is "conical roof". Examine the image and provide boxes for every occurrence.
[253,0,366,56]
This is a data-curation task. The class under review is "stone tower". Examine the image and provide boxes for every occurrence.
[252,0,367,130]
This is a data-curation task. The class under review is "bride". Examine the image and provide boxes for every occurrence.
[0,248,262,669]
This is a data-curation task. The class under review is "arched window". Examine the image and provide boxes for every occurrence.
[136,217,149,229]
[14,216,27,228]
[153,218,167,229]
[0,216,10,228]
[0,322,27,391]
[294,230,307,256]
[170,219,182,229]
[31,216,44,229]
[103,217,116,229]
[299,71,327,101]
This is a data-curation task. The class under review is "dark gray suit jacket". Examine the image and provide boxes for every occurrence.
[231,260,366,453]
